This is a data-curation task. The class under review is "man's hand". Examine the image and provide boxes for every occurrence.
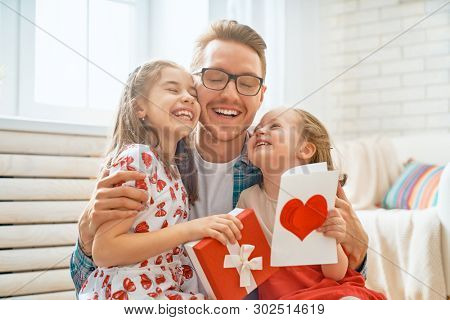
[334,184,368,270]
[78,169,149,256]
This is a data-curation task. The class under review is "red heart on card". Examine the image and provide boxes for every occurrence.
[280,195,328,241]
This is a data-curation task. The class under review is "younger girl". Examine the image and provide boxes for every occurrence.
[237,108,385,300]
[79,60,242,300]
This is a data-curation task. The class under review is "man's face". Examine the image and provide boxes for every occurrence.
[195,39,266,142]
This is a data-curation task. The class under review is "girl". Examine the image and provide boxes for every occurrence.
[237,108,385,300]
[79,60,242,300]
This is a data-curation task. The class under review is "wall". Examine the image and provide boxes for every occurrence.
[315,0,450,140]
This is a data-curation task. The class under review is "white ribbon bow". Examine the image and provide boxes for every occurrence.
[223,244,263,288]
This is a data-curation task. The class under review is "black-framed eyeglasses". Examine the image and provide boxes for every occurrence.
[195,68,264,96]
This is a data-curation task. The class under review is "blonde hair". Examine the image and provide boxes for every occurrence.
[105,59,198,203]
[191,20,267,78]
[292,109,347,185]
[292,110,333,169]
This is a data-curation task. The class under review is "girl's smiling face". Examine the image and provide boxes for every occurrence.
[137,67,201,139]
[248,108,315,175]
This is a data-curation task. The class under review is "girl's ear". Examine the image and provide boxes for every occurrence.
[296,141,316,161]
[134,98,147,119]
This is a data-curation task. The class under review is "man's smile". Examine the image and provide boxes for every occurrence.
[208,105,243,120]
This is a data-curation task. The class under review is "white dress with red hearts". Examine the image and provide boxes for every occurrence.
[78,144,203,300]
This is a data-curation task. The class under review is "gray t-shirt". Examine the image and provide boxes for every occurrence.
[190,146,239,220]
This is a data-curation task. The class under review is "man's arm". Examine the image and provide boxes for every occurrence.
[70,240,95,295]
[355,253,368,279]
[77,170,148,254]
[335,184,369,274]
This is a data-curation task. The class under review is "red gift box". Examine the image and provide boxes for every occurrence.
[185,208,278,300]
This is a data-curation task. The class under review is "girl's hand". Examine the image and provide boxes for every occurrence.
[185,214,243,246]
[316,209,346,244]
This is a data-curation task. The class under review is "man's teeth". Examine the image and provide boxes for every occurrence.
[173,110,193,120]
[256,141,270,147]
[214,108,239,116]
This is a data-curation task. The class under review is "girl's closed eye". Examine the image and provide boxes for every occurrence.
[270,123,281,129]
[167,88,178,93]
[189,90,198,99]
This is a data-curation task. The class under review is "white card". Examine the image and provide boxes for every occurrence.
[271,162,339,266]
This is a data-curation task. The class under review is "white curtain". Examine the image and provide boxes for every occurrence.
[210,0,322,124]
[216,0,287,124]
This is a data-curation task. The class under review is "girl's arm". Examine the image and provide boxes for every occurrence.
[93,213,242,267]
[92,144,242,267]
[317,208,348,281]
[93,215,187,267]
[321,244,348,281]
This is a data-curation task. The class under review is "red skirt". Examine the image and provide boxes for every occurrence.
[259,265,386,300]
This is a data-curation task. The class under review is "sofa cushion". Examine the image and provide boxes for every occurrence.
[382,162,444,209]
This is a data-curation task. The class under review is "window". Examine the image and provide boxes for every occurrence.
[0,0,286,128]
[1,0,148,126]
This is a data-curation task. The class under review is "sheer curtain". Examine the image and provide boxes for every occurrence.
[212,0,323,124]
[146,0,209,69]
[146,0,288,124]
[219,0,286,124]
[1,0,321,127]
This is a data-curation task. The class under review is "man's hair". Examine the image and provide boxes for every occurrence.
[191,20,267,78]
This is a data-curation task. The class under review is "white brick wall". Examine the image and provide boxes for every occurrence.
[318,0,450,139]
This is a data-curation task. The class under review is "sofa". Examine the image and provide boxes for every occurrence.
[334,134,450,299]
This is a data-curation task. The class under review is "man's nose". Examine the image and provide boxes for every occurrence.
[221,79,240,99]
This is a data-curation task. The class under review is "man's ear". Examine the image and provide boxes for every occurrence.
[259,85,267,104]
[296,141,316,161]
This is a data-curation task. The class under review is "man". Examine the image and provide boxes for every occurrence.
[71,20,368,294]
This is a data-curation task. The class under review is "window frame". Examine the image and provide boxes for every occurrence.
[12,0,148,126]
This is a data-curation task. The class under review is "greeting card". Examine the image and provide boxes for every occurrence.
[271,162,339,266]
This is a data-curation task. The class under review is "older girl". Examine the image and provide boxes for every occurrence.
[79,60,242,300]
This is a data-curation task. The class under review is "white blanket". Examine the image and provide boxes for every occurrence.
[332,135,403,210]
[357,208,447,300]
